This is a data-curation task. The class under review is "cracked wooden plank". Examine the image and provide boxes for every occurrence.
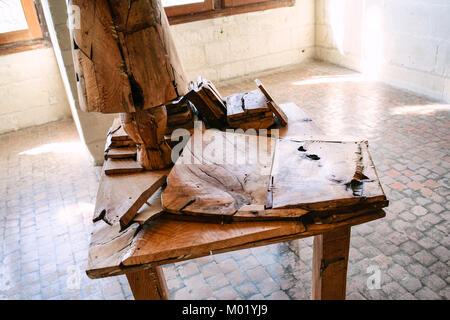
[105,147,137,160]
[93,166,169,229]
[255,79,288,126]
[121,219,306,267]
[104,158,144,175]
[86,220,139,279]
[161,130,387,221]
[133,188,165,225]
[161,130,277,219]
[270,139,387,210]
[70,0,188,113]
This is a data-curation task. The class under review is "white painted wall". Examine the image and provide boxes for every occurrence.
[315,0,450,102]
[41,0,116,165]
[0,47,71,134]
[172,0,315,82]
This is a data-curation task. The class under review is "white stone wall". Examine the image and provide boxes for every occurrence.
[171,0,315,82]
[0,48,71,134]
[315,0,450,102]
[41,0,116,165]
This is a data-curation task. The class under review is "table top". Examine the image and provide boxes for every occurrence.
[86,103,386,279]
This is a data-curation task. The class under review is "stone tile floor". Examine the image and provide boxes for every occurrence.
[0,61,449,300]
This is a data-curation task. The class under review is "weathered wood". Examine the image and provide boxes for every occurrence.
[242,89,271,114]
[122,219,306,267]
[71,0,188,113]
[133,188,165,225]
[276,103,322,139]
[226,92,246,119]
[312,226,351,300]
[86,209,385,279]
[255,79,288,126]
[126,266,169,300]
[104,158,143,175]
[228,117,275,130]
[161,130,387,221]
[105,147,137,160]
[110,126,129,141]
[86,100,388,305]
[270,139,387,210]
[71,0,188,169]
[225,85,277,130]
[93,167,168,228]
[186,78,227,128]
[87,220,139,279]
[162,130,278,219]
[71,0,135,114]
[120,106,173,170]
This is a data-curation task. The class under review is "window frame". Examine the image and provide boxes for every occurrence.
[0,0,49,55]
[164,0,215,17]
[165,0,295,25]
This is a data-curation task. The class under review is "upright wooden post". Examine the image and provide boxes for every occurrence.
[311,226,351,300]
[126,266,170,300]
[70,0,188,169]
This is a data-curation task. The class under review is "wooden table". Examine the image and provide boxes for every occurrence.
[86,103,386,300]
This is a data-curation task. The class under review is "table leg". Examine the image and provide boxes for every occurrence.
[311,226,351,300]
[126,266,170,300]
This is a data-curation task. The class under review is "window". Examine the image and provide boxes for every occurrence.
[0,0,47,54]
[163,0,295,25]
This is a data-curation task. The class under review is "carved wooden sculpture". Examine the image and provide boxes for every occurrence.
[70,0,189,169]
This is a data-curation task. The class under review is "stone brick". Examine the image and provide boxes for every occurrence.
[431,246,450,262]
[177,262,200,278]
[213,286,239,300]
[382,281,408,299]
[255,277,281,297]
[219,258,239,274]
[267,290,290,300]
[429,261,449,279]
[400,277,422,293]
[413,250,438,266]
[411,206,428,216]
[235,281,259,298]
[422,274,446,291]
[414,287,441,300]
[205,273,230,291]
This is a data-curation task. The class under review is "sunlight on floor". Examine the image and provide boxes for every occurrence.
[291,74,368,86]
[390,104,450,115]
[18,142,86,156]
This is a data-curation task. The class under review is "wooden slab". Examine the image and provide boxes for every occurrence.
[226,93,245,119]
[162,130,277,219]
[93,167,168,228]
[87,209,385,278]
[242,89,270,114]
[105,136,136,151]
[270,139,386,210]
[255,79,288,126]
[111,125,129,141]
[105,147,137,159]
[277,103,322,139]
[104,158,144,175]
[162,129,387,221]
[87,220,139,278]
[228,116,275,130]
[121,219,306,267]
[133,188,165,225]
